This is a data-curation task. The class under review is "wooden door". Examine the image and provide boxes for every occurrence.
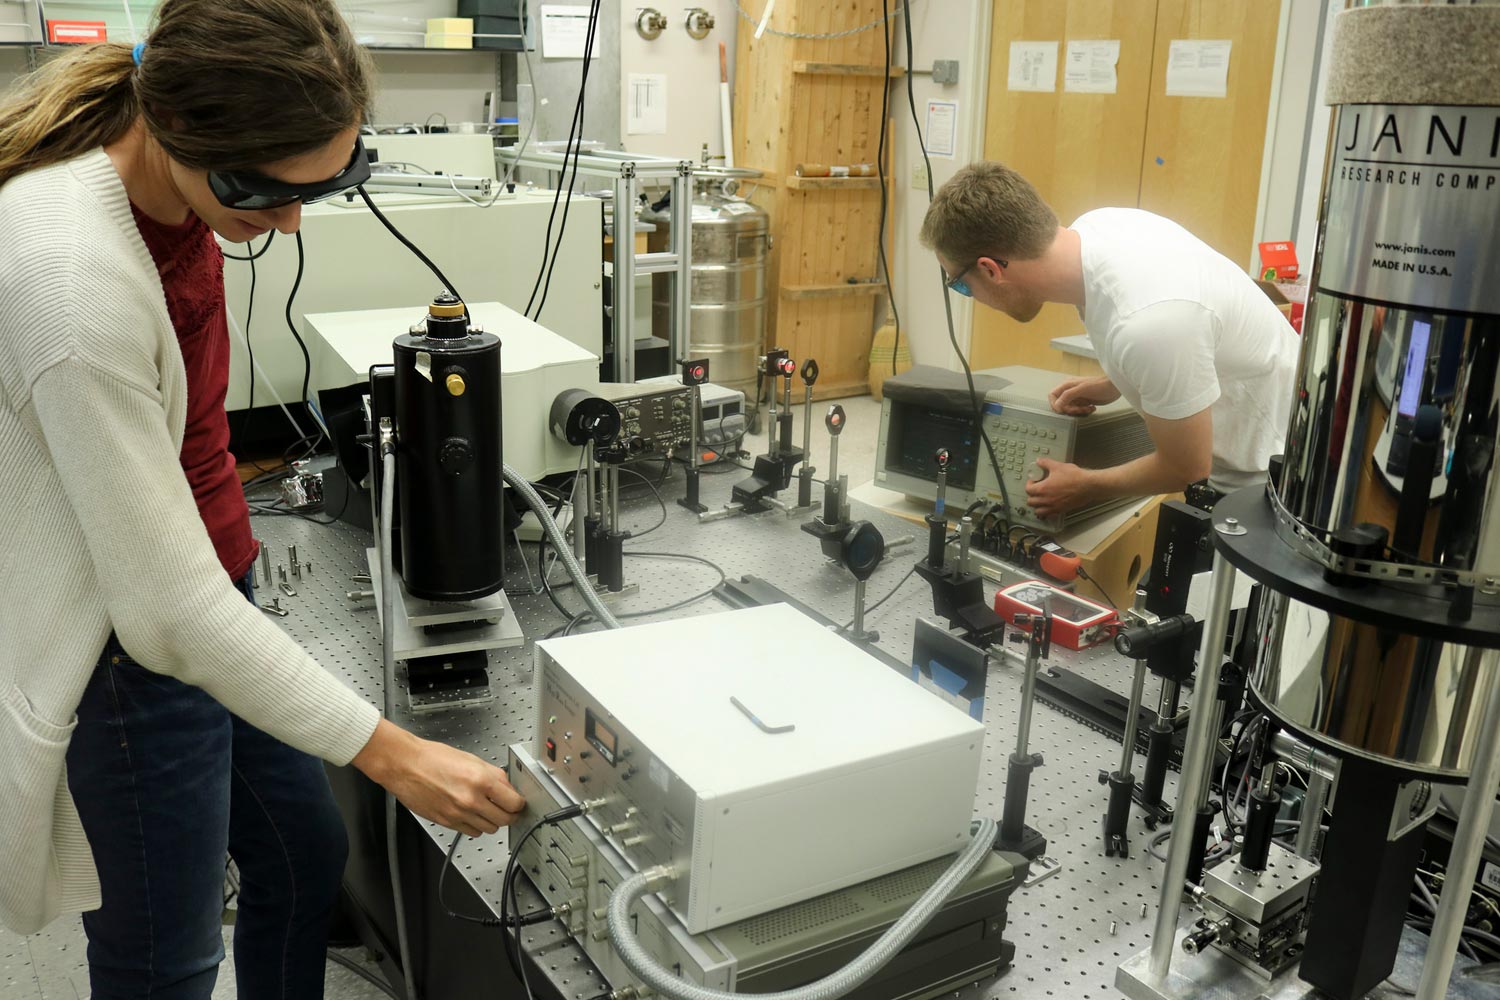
[734,0,892,399]
[971,0,1160,372]
[1136,0,1283,266]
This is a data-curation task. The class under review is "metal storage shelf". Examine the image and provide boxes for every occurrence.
[498,147,694,383]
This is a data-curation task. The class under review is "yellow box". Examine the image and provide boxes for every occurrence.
[424,17,473,48]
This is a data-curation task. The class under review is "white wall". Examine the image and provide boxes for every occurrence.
[889,0,989,371]
[1293,0,1341,262]
[1253,0,1339,272]
[369,50,499,127]
[617,0,735,161]
[527,1,623,146]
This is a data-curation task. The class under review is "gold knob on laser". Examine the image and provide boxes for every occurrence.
[446,373,466,396]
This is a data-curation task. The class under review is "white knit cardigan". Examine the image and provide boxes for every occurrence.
[0,150,379,934]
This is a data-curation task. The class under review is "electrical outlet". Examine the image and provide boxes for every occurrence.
[912,164,929,190]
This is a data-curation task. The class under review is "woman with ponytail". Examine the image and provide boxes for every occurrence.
[0,2,525,996]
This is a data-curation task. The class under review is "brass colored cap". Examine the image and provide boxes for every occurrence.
[446,373,466,396]
[429,299,466,318]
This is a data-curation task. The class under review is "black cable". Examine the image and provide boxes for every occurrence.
[233,248,275,474]
[439,812,580,930]
[325,949,398,998]
[222,229,276,261]
[534,487,581,622]
[840,564,918,631]
[565,551,728,632]
[898,2,1011,533]
[876,0,900,376]
[244,449,352,526]
[618,466,668,537]
[524,19,591,317]
[534,0,603,320]
[356,186,468,313]
[527,0,602,321]
[282,230,319,445]
[1076,567,1118,610]
[499,806,585,995]
[867,564,917,615]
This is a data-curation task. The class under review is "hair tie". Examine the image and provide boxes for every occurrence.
[131,40,146,66]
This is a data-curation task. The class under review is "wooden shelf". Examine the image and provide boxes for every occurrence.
[793,61,906,77]
[782,282,886,300]
[785,175,886,191]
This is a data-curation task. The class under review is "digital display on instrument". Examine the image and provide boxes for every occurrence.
[884,401,979,490]
[1398,320,1431,419]
[1010,586,1106,624]
[585,709,618,765]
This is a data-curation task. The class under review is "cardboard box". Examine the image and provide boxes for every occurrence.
[47,20,107,43]
[424,17,473,48]
[1257,241,1299,281]
[1254,278,1307,333]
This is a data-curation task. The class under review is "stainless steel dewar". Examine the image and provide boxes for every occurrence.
[645,174,769,402]
[1256,97,1500,777]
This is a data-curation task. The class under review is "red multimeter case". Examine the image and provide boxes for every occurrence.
[994,580,1118,651]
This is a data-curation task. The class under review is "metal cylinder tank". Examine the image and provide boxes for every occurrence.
[1253,0,1500,778]
[393,295,505,602]
[646,175,768,400]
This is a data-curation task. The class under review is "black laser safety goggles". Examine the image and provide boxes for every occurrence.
[207,136,371,211]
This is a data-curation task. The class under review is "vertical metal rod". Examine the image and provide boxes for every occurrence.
[1197,700,1226,806]
[673,169,693,367]
[608,466,620,533]
[572,469,587,560]
[801,384,814,460]
[1120,659,1148,775]
[1015,642,1040,756]
[1149,550,1238,978]
[1296,769,1329,860]
[958,516,974,574]
[853,579,867,637]
[767,377,780,457]
[1158,679,1180,720]
[260,545,272,591]
[1416,650,1500,1000]
[838,473,850,523]
[586,450,598,521]
[615,175,635,383]
[689,385,702,471]
[828,435,841,485]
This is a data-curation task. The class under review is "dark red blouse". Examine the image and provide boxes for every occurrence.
[131,204,258,580]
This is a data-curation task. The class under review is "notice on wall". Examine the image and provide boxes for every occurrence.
[627,73,668,135]
[1007,40,1058,93]
[925,100,958,159]
[539,4,599,59]
[1165,39,1233,98]
[1063,39,1120,94]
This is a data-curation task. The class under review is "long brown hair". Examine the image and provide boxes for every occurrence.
[0,0,374,187]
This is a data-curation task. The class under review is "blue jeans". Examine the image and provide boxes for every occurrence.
[65,572,349,999]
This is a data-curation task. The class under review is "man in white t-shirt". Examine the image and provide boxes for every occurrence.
[919,161,1299,519]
